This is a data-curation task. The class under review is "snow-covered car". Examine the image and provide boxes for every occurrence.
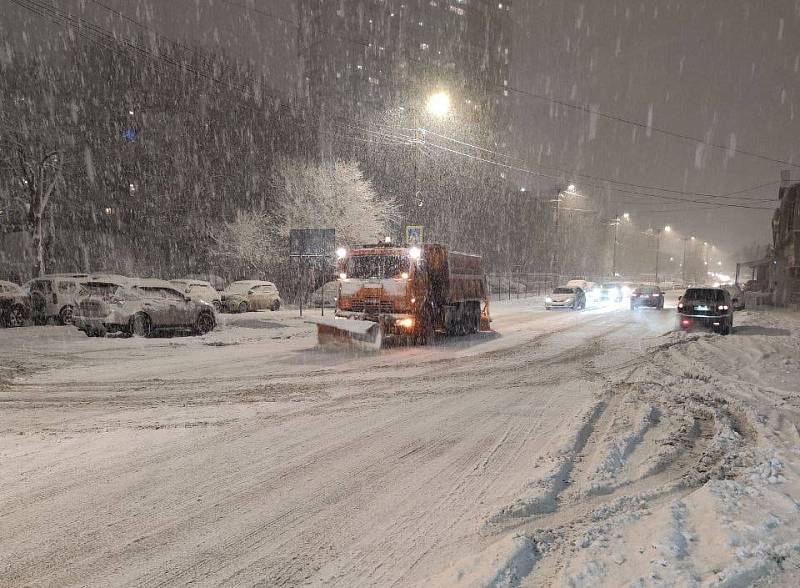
[677,287,733,335]
[23,273,89,325]
[310,280,338,307]
[221,280,281,313]
[597,282,624,303]
[0,280,30,327]
[73,276,216,337]
[723,284,745,311]
[545,286,586,310]
[630,285,664,309]
[170,279,223,312]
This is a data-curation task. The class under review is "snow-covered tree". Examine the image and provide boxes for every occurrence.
[211,158,397,279]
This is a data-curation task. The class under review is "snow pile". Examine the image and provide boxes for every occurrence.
[426,534,539,587]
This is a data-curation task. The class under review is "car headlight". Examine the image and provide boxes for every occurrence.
[545,297,552,303]
[565,298,574,304]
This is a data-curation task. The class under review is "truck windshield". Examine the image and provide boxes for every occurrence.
[346,255,409,279]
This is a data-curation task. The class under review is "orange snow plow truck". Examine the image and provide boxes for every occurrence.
[309,242,491,349]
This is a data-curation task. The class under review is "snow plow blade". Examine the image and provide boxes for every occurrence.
[306,317,383,350]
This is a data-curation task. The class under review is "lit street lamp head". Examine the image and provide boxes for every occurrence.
[426,91,451,117]
[664,225,671,233]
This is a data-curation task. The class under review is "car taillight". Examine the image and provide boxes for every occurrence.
[651,293,659,297]
[677,303,683,309]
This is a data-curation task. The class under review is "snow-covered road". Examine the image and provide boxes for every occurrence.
[2,299,799,586]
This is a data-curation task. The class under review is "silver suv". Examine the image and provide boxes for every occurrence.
[23,273,89,325]
[73,275,216,337]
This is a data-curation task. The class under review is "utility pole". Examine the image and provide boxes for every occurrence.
[549,189,563,284]
[655,229,661,284]
[611,217,620,279]
[681,237,689,285]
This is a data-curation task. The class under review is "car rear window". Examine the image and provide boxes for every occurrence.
[553,288,574,294]
[684,288,724,302]
[636,286,659,294]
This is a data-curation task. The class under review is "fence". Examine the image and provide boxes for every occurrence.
[487,272,559,301]
[486,271,617,301]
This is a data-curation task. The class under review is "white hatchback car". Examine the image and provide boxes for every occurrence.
[221,280,281,313]
[170,279,222,312]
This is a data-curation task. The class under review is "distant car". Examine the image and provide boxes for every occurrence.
[723,284,745,311]
[23,273,89,325]
[630,285,665,310]
[545,286,586,310]
[677,287,733,335]
[310,280,338,307]
[73,276,216,337]
[170,279,223,312]
[221,280,281,313]
[0,280,30,327]
[598,282,623,303]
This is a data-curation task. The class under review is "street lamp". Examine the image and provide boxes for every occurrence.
[610,212,631,278]
[426,91,450,117]
[654,226,671,283]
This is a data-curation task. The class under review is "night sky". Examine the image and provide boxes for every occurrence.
[2,0,798,260]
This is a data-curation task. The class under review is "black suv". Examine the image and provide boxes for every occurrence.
[0,280,30,327]
[677,287,733,335]
[630,285,665,310]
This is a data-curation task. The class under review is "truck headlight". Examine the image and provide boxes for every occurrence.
[396,317,414,329]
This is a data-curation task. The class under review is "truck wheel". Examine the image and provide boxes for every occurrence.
[58,305,74,325]
[416,306,435,345]
[130,313,152,337]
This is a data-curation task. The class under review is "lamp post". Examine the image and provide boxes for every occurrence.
[655,225,671,283]
[681,237,691,285]
[610,212,630,279]
[407,90,451,223]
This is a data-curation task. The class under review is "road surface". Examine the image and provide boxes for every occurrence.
[2,297,799,586]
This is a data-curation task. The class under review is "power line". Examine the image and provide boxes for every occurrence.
[505,85,800,170]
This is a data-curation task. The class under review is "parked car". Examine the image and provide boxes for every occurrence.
[310,280,338,307]
[630,285,665,310]
[170,279,223,312]
[723,284,745,311]
[545,286,586,310]
[677,287,733,335]
[23,273,89,325]
[0,280,30,327]
[221,280,281,313]
[73,275,216,337]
